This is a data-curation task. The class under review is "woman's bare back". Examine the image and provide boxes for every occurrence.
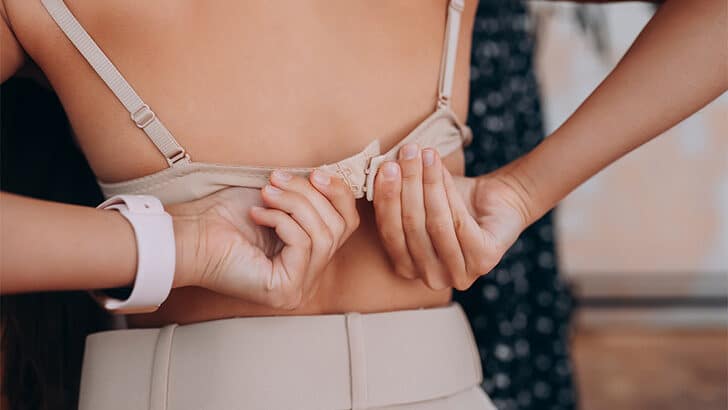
[4,0,476,325]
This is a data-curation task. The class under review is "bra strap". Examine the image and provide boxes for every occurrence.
[437,0,465,109]
[40,0,190,167]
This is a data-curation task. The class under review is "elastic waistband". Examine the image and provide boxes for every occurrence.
[79,304,482,410]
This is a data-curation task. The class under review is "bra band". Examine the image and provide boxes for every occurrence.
[97,108,473,203]
[40,0,465,169]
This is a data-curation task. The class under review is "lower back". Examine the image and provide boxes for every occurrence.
[129,203,453,327]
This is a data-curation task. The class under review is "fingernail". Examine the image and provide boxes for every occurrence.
[401,143,418,160]
[382,162,399,180]
[422,149,435,166]
[272,170,292,182]
[265,185,282,195]
[312,169,331,185]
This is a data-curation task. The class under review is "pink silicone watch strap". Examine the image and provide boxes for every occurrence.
[92,195,176,314]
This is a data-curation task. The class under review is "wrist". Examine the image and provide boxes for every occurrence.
[93,195,176,313]
[475,167,535,229]
[499,167,538,227]
[100,208,139,288]
[168,207,201,289]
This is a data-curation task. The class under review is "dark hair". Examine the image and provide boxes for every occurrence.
[1,77,111,410]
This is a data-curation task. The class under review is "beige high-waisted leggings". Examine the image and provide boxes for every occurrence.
[79,304,496,410]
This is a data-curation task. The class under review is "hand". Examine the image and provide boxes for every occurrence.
[168,169,359,309]
[372,144,529,290]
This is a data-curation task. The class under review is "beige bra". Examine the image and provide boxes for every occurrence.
[41,0,471,204]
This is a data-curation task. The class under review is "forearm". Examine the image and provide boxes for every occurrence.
[0,192,137,293]
[507,0,727,224]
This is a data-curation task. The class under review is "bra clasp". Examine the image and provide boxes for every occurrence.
[364,154,387,202]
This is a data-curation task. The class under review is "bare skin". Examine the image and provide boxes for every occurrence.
[371,0,727,289]
[2,0,725,328]
[1,0,476,326]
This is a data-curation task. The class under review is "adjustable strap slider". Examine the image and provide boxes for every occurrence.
[364,154,387,202]
[166,149,190,166]
[131,104,156,129]
[437,95,451,110]
[450,0,465,12]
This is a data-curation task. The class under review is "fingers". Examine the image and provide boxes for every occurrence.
[441,167,493,285]
[421,149,468,289]
[308,170,361,240]
[251,170,360,309]
[372,144,488,291]
[270,170,358,251]
[373,161,417,278]
[249,206,310,307]
[260,183,334,277]
[398,144,449,289]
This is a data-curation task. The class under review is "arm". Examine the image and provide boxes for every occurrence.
[1,13,138,293]
[1,177,360,311]
[0,193,139,293]
[506,0,727,226]
[0,2,25,82]
[372,0,727,289]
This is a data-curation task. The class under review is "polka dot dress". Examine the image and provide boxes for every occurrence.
[453,2,578,409]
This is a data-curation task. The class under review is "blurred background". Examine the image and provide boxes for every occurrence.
[533,3,727,410]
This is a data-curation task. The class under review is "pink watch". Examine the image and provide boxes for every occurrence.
[92,195,176,314]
